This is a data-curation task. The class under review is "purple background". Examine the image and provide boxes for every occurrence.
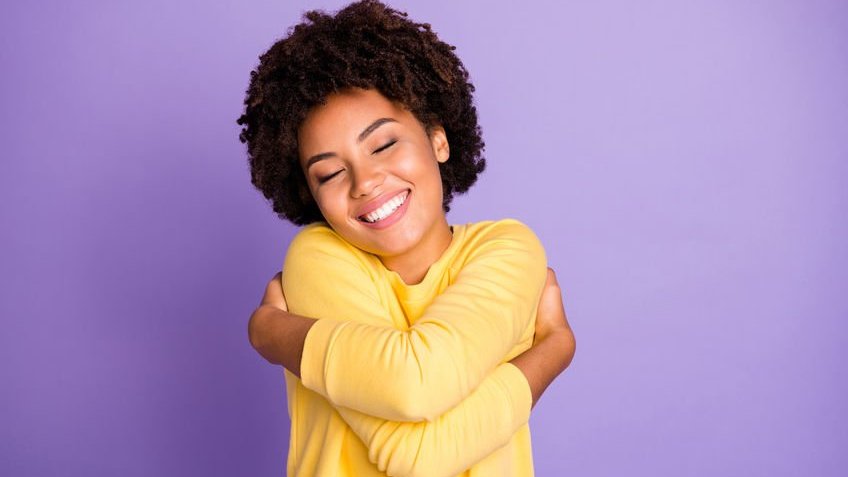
[2,0,846,475]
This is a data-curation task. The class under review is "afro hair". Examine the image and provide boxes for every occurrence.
[237,0,486,225]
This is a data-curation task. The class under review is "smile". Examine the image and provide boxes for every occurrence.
[359,190,409,223]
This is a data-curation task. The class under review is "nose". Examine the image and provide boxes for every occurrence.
[349,160,386,198]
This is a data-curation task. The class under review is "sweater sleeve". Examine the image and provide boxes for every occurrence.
[282,219,546,422]
[337,363,532,477]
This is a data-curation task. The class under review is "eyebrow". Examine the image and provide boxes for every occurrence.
[305,117,397,170]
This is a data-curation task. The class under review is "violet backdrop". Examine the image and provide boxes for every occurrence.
[1,0,846,476]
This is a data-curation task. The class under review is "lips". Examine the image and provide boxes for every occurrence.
[355,189,410,221]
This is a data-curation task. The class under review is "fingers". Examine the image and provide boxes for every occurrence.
[541,268,561,311]
[534,267,568,339]
[260,272,288,311]
[545,267,560,289]
[540,267,559,310]
[267,272,283,293]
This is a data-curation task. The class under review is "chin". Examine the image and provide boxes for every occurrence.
[329,210,433,258]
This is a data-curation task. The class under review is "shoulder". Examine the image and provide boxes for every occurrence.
[462,218,544,254]
[479,218,538,238]
[282,224,386,311]
[453,218,546,270]
[287,222,345,251]
[447,218,548,292]
[284,222,373,270]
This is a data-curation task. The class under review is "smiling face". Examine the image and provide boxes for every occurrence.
[297,88,453,278]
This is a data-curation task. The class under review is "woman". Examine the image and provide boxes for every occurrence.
[238,2,576,475]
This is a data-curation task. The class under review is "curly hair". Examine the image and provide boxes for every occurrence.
[236,0,486,225]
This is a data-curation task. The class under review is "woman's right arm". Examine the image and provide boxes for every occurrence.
[333,269,576,477]
[249,267,576,407]
[250,269,576,477]
[336,363,530,477]
[510,268,576,406]
[260,220,548,421]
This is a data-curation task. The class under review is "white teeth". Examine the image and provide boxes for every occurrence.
[362,191,408,223]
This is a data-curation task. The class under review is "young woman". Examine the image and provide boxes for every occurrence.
[237,2,576,476]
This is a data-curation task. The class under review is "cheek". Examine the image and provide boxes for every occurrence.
[314,190,346,220]
[395,152,441,185]
[417,160,444,193]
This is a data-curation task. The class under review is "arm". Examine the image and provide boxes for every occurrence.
[337,269,576,477]
[511,267,576,406]
[249,266,575,405]
[273,220,547,421]
[250,268,575,477]
[338,363,530,477]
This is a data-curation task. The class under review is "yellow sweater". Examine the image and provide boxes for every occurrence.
[280,218,547,477]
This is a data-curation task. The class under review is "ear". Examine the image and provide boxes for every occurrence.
[429,125,450,164]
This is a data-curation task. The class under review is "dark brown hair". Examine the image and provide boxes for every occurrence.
[237,0,486,225]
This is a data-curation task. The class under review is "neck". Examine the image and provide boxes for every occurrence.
[380,218,453,285]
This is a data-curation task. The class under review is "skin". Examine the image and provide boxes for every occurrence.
[298,87,453,285]
[252,268,576,407]
[249,87,576,406]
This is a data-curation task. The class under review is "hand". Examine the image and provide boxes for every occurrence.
[249,272,317,372]
[259,271,288,312]
[510,267,576,407]
[249,272,287,357]
[533,267,570,344]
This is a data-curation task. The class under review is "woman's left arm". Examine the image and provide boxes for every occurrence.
[251,268,576,477]
[332,268,575,477]
[337,362,531,477]
[251,219,546,421]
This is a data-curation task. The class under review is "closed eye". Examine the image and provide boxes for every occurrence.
[372,139,397,154]
[317,170,343,184]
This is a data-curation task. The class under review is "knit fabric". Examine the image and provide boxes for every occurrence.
[281,218,547,477]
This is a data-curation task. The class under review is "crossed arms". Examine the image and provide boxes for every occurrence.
[249,221,576,476]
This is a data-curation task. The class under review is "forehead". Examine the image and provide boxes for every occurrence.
[300,88,404,137]
[297,88,421,166]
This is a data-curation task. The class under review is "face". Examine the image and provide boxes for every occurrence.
[297,88,452,261]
